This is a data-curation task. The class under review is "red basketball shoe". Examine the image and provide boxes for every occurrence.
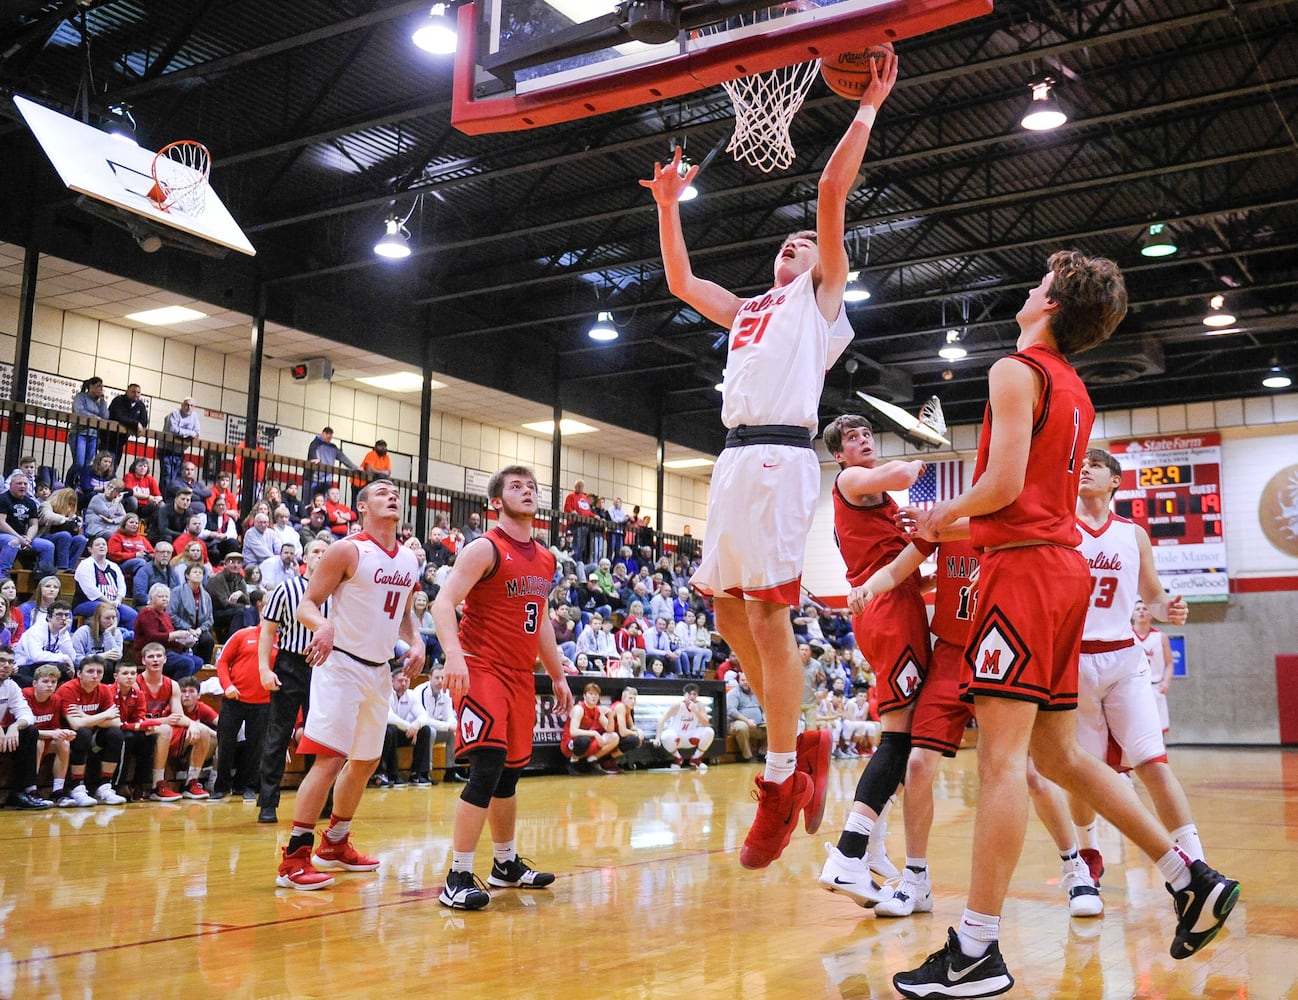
[312,834,380,872]
[739,772,813,870]
[276,845,336,891]
[795,728,832,833]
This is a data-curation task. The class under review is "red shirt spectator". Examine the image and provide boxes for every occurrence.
[215,625,272,704]
[108,520,154,563]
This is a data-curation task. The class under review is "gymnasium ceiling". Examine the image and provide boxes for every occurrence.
[2,0,1296,462]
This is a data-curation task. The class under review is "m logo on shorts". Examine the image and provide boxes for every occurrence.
[460,705,486,744]
[897,655,923,697]
[966,608,1029,684]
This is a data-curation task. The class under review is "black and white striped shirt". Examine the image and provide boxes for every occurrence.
[263,576,327,655]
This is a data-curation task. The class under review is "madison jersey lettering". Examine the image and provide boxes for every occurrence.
[459,527,557,671]
[329,533,419,663]
[1078,514,1142,642]
[721,268,853,432]
[970,344,1094,551]
[915,536,980,647]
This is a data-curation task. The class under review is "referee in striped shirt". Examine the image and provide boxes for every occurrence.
[256,537,330,824]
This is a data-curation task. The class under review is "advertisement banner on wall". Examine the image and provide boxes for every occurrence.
[1110,433,1228,601]
[1168,634,1187,678]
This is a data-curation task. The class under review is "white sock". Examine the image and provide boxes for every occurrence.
[52,778,65,793]
[493,840,516,864]
[152,769,164,786]
[1076,820,1100,851]
[1059,843,1080,862]
[325,818,350,842]
[1171,824,1205,863]
[763,750,796,784]
[905,857,928,873]
[1156,847,1191,890]
[451,850,475,873]
[187,767,201,782]
[957,909,1000,958]
[844,811,874,838]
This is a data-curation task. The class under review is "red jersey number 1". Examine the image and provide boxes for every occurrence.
[731,313,770,351]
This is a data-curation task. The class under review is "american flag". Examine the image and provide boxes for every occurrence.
[908,460,965,508]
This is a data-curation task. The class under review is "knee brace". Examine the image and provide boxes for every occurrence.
[853,731,911,814]
[460,747,507,809]
[492,766,523,800]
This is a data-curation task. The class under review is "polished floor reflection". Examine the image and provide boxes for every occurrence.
[1,747,1294,999]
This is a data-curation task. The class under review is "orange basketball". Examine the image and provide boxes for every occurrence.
[820,41,894,100]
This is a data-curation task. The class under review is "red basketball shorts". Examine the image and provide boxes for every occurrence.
[456,655,536,769]
[852,584,930,715]
[962,544,1090,709]
[910,637,974,757]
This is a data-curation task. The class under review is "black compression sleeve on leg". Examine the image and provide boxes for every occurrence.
[492,766,523,800]
[460,747,507,809]
[852,731,911,814]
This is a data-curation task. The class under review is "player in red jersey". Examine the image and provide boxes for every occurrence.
[895,253,1239,1000]
[171,676,218,788]
[54,655,126,805]
[816,414,928,907]
[562,682,619,774]
[642,49,898,872]
[135,643,187,801]
[279,479,423,891]
[432,465,574,910]
[24,664,75,800]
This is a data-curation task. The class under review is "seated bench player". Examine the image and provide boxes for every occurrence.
[606,685,644,769]
[380,663,433,786]
[562,681,620,774]
[55,655,127,805]
[24,664,76,803]
[172,676,217,794]
[2,644,52,808]
[657,683,714,772]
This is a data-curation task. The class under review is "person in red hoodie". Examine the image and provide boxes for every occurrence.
[210,623,271,800]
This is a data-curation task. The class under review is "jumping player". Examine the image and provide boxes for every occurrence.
[431,465,574,910]
[641,48,898,870]
[277,479,423,891]
[893,252,1240,999]
[816,414,927,907]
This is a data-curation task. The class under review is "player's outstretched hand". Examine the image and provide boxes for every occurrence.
[860,48,899,111]
[917,499,958,541]
[639,146,698,208]
[894,506,922,534]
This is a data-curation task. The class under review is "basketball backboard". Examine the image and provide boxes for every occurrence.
[14,95,256,257]
[451,0,992,134]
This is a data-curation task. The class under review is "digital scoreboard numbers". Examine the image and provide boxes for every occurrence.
[1111,434,1227,601]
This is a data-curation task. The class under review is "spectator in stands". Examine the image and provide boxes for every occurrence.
[0,595,16,648]
[72,537,136,628]
[423,527,453,570]
[649,581,673,623]
[460,511,484,545]
[825,646,855,695]
[205,545,250,638]
[24,662,73,801]
[70,602,125,674]
[323,485,355,537]
[0,579,22,638]
[172,676,218,796]
[593,557,615,595]
[210,622,269,800]
[70,377,109,474]
[614,614,646,676]
[576,573,615,621]
[412,666,456,782]
[242,510,275,565]
[82,476,128,542]
[207,471,237,513]
[166,461,212,515]
[305,426,355,499]
[241,499,271,535]
[134,583,203,678]
[562,682,620,774]
[242,561,264,594]
[260,544,301,590]
[35,487,87,571]
[645,616,682,677]
[124,457,163,523]
[17,575,61,632]
[107,511,152,584]
[155,486,194,545]
[355,439,392,495]
[657,684,714,771]
[564,480,594,564]
[841,686,880,756]
[280,483,305,523]
[411,590,442,664]
[133,540,180,606]
[111,659,154,799]
[169,563,217,665]
[1,644,52,808]
[575,613,616,672]
[606,650,636,678]
[676,609,713,678]
[670,586,691,623]
[606,686,643,765]
[204,495,241,562]
[55,655,127,804]
[269,505,301,557]
[76,451,118,512]
[550,605,578,662]
[727,672,767,762]
[160,398,201,485]
[298,505,330,548]
[0,472,56,574]
[104,383,149,469]
[378,667,433,786]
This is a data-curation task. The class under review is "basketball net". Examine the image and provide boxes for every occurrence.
[147,140,211,216]
[701,7,821,173]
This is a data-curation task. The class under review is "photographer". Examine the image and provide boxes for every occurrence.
[37,487,89,572]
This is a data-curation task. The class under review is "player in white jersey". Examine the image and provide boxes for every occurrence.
[274,479,424,890]
[1070,449,1208,877]
[642,48,897,870]
[657,683,715,771]
[1133,600,1174,732]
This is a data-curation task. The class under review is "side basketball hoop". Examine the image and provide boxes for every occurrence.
[700,6,822,173]
[147,140,211,216]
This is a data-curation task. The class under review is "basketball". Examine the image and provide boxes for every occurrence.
[820,42,894,100]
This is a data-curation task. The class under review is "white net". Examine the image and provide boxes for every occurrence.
[150,141,211,216]
[918,396,948,436]
[702,8,821,173]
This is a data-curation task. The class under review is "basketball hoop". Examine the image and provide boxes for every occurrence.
[147,140,211,216]
[700,5,821,173]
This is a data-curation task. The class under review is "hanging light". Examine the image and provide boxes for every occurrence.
[412,3,458,54]
[373,216,411,259]
[676,155,698,202]
[938,328,967,360]
[587,310,618,342]
[1139,222,1178,258]
[1262,360,1292,389]
[1202,293,1235,328]
[843,270,871,303]
[1021,78,1066,132]
[105,103,138,146]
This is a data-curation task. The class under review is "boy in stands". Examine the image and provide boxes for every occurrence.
[1,645,51,808]
[641,49,897,869]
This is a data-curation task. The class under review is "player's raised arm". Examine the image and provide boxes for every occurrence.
[837,459,925,503]
[641,147,743,329]
[849,542,927,615]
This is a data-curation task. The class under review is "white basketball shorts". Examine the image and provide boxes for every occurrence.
[1076,643,1166,770]
[303,650,393,760]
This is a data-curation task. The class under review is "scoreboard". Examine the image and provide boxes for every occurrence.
[1110,434,1228,601]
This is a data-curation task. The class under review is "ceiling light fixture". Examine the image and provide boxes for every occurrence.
[1021,78,1066,132]
[374,216,411,259]
[1262,360,1292,390]
[412,3,458,54]
[1139,222,1178,258]
[521,418,598,436]
[587,310,618,342]
[843,270,871,303]
[663,458,715,469]
[125,305,207,325]
[356,371,443,393]
[1202,293,1235,328]
[105,103,137,146]
[938,327,967,360]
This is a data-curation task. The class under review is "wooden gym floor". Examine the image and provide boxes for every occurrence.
[1,746,1294,999]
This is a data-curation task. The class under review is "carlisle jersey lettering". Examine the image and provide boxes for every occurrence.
[327,532,420,664]
[1077,514,1142,642]
[459,527,558,671]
